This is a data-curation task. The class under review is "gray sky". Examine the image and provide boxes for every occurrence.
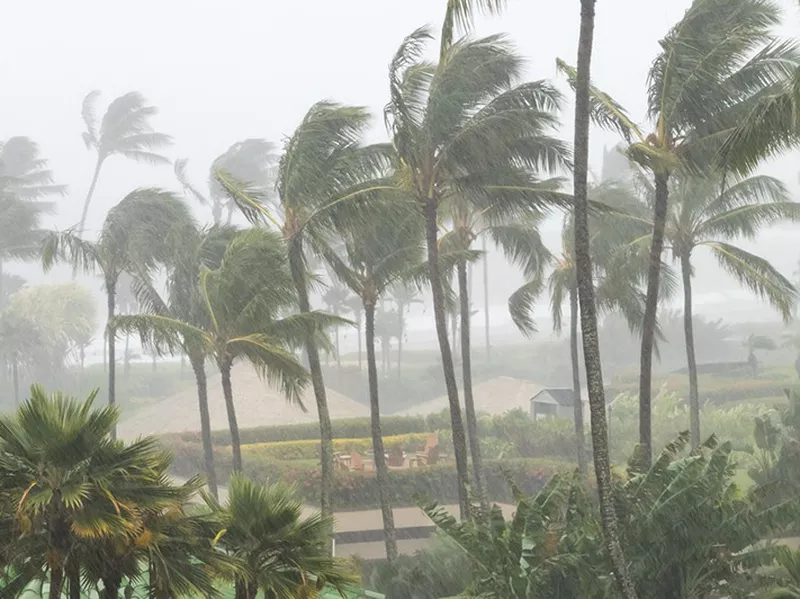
[4,0,800,332]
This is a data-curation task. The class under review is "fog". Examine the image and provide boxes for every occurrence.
[4,0,799,340]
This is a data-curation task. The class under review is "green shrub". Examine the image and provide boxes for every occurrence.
[242,433,431,461]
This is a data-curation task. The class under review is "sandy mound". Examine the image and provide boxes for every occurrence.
[119,363,367,439]
[396,376,543,417]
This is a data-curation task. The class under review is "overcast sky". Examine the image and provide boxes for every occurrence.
[4,0,800,330]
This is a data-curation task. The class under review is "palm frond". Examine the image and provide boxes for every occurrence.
[705,241,797,321]
[508,278,544,337]
[440,0,506,56]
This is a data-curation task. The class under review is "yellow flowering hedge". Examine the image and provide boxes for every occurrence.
[241,433,434,461]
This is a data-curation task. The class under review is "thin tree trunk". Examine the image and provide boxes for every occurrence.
[573,1,637,597]
[681,253,701,449]
[482,235,490,364]
[425,198,470,519]
[77,157,103,237]
[569,287,587,474]
[397,306,404,377]
[638,171,669,468]
[289,241,334,523]
[458,260,487,508]
[191,353,218,498]
[219,358,242,472]
[49,567,64,599]
[107,280,117,440]
[68,561,81,599]
[357,311,363,371]
[12,356,19,406]
[124,333,131,377]
[101,574,122,599]
[365,300,398,561]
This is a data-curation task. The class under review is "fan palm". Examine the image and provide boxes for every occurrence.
[567,0,637,595]
[206,475,356,599]
[214,103,391,521]
[385,23,570,518]
[645,174,798,447]
[117,228,316,474]
[324,204,425,562]
[559,0,800,468]
[175,139,278,224]
[0,386,183,599]
[0,137,65,295]
[42,189,191,437]
[78,91,172,234]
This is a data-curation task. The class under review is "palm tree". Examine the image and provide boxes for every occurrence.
[321,283,350,373]
[41,189,191,438]
[0,311,43,405]
[206,475,355,599]
[344,294,365,371]
[559,0,799,467]
[569,0,637,595]
[389,283,423,375]
[175,139,278,224]
[324,206,424,562]
[78,91,172,235]
[118,228,314,474]
[214,103,391,522]
[385,23,569,518]
[0,386,180,599]
[511,185,652,474]
[0,137,66,296]
[651,174,798,447]
[117,223,238,498]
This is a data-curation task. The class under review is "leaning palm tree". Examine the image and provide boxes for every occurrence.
[42,189,191,438]
[650,174,798,447]
[558,0,799,468]
[385,24,570,518]
[118,223,238,498]
[214,104,391,521]
[118,228,316,473]
[175,139,278,224]
[78,91,172,234]
[567,0,638,595]
[206,475,356,599]
[324,204,424,562]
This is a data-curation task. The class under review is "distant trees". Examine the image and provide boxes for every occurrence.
[42,189,191,438]
[78,91,172,235]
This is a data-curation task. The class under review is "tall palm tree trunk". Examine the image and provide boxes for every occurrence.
[49,567,64,599]
[67,561,81,599]
[681,253,701,449]
[397,308,404,376]
[482,235,491,364]
[569,287,587,474]
[191,353,218,498]
[219,358,242,472]
[100,574,122,599]
[289,242,335,522]
[106,281,117,440]
[458,260,487,507]
[638,172,669,468]
[425,198,470,519]
[356,310,363,371]
[365,300,398,561]
[77,158,103,237]
[573,1,636,597]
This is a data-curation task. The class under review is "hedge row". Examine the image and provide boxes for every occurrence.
[161,415,437,447]
[241,433,432,461]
